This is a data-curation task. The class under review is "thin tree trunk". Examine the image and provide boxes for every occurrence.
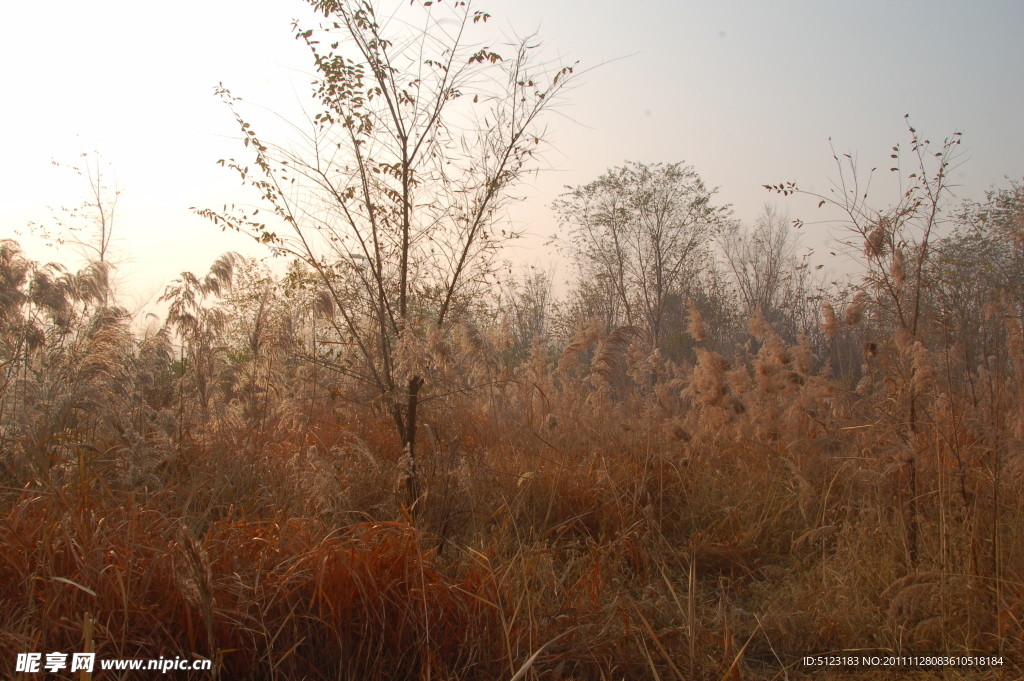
[397,375,425,512]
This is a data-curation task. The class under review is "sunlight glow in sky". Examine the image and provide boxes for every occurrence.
[2,0,1021,305]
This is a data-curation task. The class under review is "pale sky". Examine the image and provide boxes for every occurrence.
[2,0,1022,304]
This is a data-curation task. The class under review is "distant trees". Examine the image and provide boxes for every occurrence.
[947,180,1024,320]
[718,202,818,340]
[199,0,576,506]
[554,162,731,349]
[500,266,556,364]
[930,179,1024,389]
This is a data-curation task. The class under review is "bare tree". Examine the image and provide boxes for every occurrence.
[198,0,576,507]
[554,161,730,344]
[719,203,795,317]
[718,202,822,341]
[767,119,963,352]
[28,152,123,303]
[767,117,964,565]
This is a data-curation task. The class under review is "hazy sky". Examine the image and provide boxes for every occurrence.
[2,0,1022,302]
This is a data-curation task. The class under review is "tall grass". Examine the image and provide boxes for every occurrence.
[1,239,1022,679]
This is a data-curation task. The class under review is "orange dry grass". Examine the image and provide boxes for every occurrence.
[4,245,1024,680]
[1,492,502,679]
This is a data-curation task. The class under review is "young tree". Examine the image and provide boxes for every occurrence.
[767,118,964,565]
[767,119,963,352]
[554,161,730,346]
[198,0,576,507]
[28,152,123,303]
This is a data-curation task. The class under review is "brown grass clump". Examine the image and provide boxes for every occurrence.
[686,299,708,342]
[821,302,838,338]
[844,291,869,326]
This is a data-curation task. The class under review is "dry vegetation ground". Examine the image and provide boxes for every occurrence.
[2,251,1023,680]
